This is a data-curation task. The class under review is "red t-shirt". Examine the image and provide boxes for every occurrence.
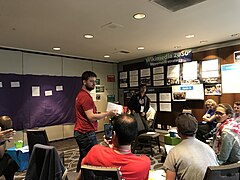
[74,89,97,133]
[82,145,151,180]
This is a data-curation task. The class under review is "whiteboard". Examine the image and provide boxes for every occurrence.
[221,64,240,93]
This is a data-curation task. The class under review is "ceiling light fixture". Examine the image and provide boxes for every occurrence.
[53,47,61,51]
[84,34,94,39]
[137,47,145,50]
[231,33,240,37]
[104,55,110,58]
[200,40,208,43]
[133,13,146,20]
[185,34,195,38]
[174,46,181,49]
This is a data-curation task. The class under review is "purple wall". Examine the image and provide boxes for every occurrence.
[0,73,81,130]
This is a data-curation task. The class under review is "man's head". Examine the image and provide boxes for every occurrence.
[81,71,97,91]
[215,103,233,123]
[233,101,240,115]
[112,114,138,145]
[175,113,198,137]
[139,83,147,95]
[0,116,12,131]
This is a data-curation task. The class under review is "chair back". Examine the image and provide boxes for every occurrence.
[26,129,49,156]
[204,162,240,180]
[25,144,66,180]
[81,165,121,180]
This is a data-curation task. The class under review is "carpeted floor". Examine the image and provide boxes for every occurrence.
[13,132,164,179]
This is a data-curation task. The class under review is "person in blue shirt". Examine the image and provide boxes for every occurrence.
[196,99,217,142]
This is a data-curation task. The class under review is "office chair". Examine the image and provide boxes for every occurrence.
[25,144,67,180]
[204,162,240,180]
[80,164,121,180]
[26,129,64,164]
[131,113,161,156]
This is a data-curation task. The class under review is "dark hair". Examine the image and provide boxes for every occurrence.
[234,101,240,106]
[218,103,234,116]
[139,83,147,88]
[0,116,12,131]
[112,114,138,145]
[81,71,97,83]
[175,113,198,136]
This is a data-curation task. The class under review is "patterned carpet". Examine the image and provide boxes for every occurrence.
[13,135,164,179]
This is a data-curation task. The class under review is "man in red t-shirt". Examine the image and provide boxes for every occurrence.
[74,71,117,172]
[76,114,151,180]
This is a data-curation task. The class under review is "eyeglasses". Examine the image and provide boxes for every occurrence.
[215,111,225,116]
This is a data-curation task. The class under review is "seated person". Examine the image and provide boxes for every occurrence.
[212,103,240,164]
[76,114,151,180]
[233,101,240,120]
[0,116,19,180]
[196,99,217,142]
[163,113,218,180]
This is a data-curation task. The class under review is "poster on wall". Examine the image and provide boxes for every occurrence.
[172,84,204,101]
[182,61,200,85]
[204,84,222,95]
[201,59,220,83]
[167,64,180,85]
[221,64,240,93]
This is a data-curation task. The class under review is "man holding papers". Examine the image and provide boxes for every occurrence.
[74,71,117,172]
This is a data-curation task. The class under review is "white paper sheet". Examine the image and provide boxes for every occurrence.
[147,93,157,101]
[159,93,171,102]
[153,74,164,80]
[183,61,198,80]
[130,81,138,87]
[106,102,123,114]
[56,85,63,91]
[130,75,138,82]
[120,72,127,79]
[32,86,40,97]
[45,90,53,96]
[129,70,138,76]
[153,66,164,74]
[153,80,164,86]
[140,68,150,77]
[160,103,172,112]
[11,81,20,88]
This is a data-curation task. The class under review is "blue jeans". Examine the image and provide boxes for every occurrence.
[74,131,98,172]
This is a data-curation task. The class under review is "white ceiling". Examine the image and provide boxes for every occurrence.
[0,0,240,63]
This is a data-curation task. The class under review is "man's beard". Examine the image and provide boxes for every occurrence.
[85,85,94,91]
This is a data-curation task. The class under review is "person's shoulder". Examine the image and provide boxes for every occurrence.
[134,154,151,164]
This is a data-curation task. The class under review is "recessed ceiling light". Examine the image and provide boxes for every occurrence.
[185,34,195,38]
[231,33,240,37]
[104,55,110,58]
[137,47,145,50]
[200,40,208,43]
[174,46,181,49]
[84,34,94,39]
[133,13,146,20]
[53,47,61,51]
